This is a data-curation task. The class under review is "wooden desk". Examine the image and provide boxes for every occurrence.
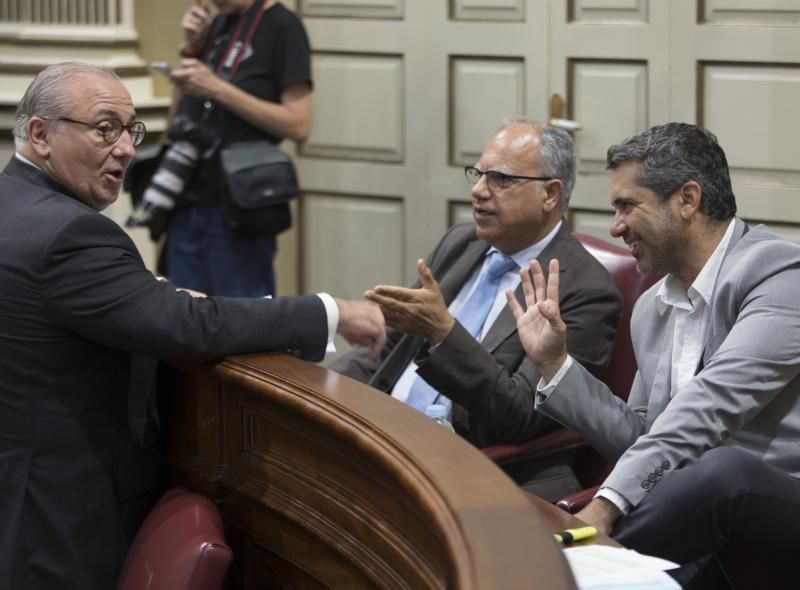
[161,353,578,589]
[528,494,621,548]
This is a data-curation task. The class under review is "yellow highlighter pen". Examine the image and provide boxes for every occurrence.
[553,526,598,545]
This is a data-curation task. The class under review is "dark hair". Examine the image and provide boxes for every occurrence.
[606,122,736,221]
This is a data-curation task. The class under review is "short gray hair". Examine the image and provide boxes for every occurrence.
[606,122,736,221]
[498,116,577,209]
[14,62,122,142]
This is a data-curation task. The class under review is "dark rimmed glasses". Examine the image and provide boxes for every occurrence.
[464,166,554,191]
[41,116,146,146]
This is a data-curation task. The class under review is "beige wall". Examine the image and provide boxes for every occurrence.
[134,0,194,99]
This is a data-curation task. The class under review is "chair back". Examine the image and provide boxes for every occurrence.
[116,487,232,590]
[574,233,661,400]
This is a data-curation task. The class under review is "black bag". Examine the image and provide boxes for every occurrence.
[219,141,298,237]
[123,143,167,208]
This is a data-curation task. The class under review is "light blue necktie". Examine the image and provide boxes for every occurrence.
[405,251,518,413]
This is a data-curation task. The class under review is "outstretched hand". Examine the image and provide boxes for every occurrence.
[335,299,386,358]
[364,259,455,344]
[505,259,568,381]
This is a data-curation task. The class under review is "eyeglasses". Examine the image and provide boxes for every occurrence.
[41,116,146,146]
[464,166,554,191]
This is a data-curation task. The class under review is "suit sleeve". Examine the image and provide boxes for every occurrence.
[603,262,800,506]
[537,361,648,462]
[417,241,622,444]
[40,212,328,362]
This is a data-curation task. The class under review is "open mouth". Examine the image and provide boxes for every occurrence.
[104,169,124,183]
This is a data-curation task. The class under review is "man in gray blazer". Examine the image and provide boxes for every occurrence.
[0,62,384,590]
[331,118,621,499]
[509,122,800,587]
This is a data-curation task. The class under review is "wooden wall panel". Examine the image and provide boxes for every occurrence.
[301,193,404,298]
[450,0,525,21]
[702,0,800,25]
[299,0,404,19]
[571,60,648,171]
[701,63,800,223]
[570,0,647,23]
[450,57,525,166]
[303,52,405,162]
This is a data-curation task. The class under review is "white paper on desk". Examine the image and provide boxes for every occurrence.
[564,545,681,589]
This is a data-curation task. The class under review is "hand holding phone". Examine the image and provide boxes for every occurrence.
[150,61,172,75]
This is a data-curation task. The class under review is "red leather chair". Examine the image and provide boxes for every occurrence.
[116,487,233,590]
[482,233,660,506]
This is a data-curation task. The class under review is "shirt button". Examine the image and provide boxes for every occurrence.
[648,473,657,482]
[641,480,652,489]
[662,460,671,470]
[656,467,664,476]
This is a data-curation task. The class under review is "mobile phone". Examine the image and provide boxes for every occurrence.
[150,61,171,75]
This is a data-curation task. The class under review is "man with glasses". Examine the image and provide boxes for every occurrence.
[331,118,621,498]
[0,62,384,590]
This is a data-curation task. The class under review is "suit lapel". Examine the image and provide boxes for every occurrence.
[697,217,748,370]
[482,220,571,352]
[437,238,488,304]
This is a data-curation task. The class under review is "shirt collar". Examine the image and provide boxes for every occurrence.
[488,219,563,270]
[654,219,736,315]
[15,152,41,170]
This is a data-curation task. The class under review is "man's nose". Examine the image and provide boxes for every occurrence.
[609,213,626,238]
[112,132,136,159]
[471,175,490,200]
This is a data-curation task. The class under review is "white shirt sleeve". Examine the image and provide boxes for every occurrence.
[534,355,574,404]
[316,292,339,353]
[595,487,632,515]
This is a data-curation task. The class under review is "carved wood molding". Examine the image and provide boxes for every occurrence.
[161,352,576,589]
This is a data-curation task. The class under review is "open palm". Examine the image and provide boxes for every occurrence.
[506,259,568,379]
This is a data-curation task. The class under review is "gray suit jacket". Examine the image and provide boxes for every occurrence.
[537,218,800,507]
[331,221,621,447]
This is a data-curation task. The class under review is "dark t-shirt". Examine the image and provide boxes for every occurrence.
[181,1,312,203]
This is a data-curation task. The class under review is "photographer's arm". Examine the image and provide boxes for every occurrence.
[170,59,312,142]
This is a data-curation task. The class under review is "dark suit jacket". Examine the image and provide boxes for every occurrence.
[330,221,621,448]
[0,156,328,590]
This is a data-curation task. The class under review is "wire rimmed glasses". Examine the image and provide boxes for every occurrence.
[464,166,554,191]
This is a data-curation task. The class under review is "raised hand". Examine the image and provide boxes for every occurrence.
[364,259,455,344]
[505,259,567,381]
[181,3,211,55]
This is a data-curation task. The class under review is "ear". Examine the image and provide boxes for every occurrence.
[26,116,52,158]
[676,180,702,220]
[541,179,564,213]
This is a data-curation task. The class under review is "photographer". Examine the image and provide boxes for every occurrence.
[128,0,312,297]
